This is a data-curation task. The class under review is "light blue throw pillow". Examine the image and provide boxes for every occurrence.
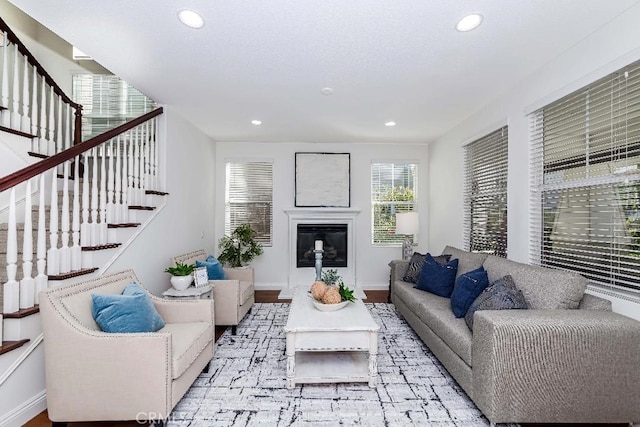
[196,255,226,280]
[92,282,165,333]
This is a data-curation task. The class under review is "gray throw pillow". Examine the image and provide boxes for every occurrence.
[403,252,451,284]
[464,275,528,330]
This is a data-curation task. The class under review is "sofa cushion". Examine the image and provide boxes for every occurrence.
[450,266,490,318]
[442,246,489,279]
[196,255,226,280]
[416,254,458,297]
[91,282,165,333]
[393,280,473,366]
[483,255,586,309]
[159,321,213,379]
[464,275,528,330]
[403,252,452,284]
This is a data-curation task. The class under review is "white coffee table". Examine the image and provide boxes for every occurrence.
[284,286,380,389]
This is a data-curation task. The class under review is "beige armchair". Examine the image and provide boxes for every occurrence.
[171,249,255,334]
[39,269,214,425]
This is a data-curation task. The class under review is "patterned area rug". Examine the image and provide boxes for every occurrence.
[169,303,494,426]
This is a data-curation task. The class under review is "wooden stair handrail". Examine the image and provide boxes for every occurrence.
[0,16,83,144]
[0,107,163,193]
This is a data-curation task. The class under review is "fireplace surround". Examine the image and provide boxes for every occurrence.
[281,208,360,298]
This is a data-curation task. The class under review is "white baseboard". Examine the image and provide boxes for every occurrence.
[0,389,46,427]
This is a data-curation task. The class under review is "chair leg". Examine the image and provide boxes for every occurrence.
[231,325,237,335]
[202,361,211,374]
[52,423,67,427]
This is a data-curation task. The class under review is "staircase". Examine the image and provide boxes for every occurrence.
[0,17,168,426]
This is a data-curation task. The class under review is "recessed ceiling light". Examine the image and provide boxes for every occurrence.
[178,9,205,29]
[456,13,483,32]
[385,121,396,127]
[321,87,334,96]
[251,120,262,126]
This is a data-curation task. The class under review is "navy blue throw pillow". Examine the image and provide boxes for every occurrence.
[416,254,458,297]
[450,266,490,318]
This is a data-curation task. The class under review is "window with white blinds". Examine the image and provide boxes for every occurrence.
[463,127,508,257]
[371,162,418,245]
[72,74,157,140]
[529,60,640,291]
[225,161,273,246]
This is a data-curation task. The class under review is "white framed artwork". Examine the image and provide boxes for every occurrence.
[193,266,209,288]
[295,152,350,207]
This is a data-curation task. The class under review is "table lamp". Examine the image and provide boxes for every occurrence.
[395,212,419,260]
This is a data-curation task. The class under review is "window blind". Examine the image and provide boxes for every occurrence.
[530,59,640,291]
[371,162,418,245]
[463,127,508,257]
[72,74,156,140]
[225,161,273,246]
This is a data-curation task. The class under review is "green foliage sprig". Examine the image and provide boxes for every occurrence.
[164,262,195,276]
[322,269,357,302]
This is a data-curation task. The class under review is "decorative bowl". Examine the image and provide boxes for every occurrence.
[311,299,349,312]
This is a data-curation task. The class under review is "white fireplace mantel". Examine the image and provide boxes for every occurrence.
[280,208,361,299]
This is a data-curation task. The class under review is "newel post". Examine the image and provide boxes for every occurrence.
[74,104,83,145]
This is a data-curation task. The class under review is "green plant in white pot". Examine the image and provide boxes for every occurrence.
[165,262,195,290]
[218,224,263,268]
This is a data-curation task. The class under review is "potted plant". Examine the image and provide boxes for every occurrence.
[218,224,264,268]
[165,262,195,290]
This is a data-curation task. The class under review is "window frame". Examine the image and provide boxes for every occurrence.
[463,126,509,257]
[224,160,274,247]
[370,161,418,246]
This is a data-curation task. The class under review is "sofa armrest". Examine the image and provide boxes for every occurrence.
[151,295,214,324]
[388,260,409,282]
[224,267,254,282]
[472,309,640,424]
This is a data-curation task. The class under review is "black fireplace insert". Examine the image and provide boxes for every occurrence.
[296,224,347,268]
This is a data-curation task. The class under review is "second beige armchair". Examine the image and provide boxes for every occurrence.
[170,249,255,334]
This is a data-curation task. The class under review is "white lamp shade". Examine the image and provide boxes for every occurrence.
[395,212,419,235]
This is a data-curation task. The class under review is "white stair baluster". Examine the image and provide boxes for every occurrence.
[47,86,55,155]
[55,95,63,156]
[59,160,71,273]
[114,135,123,223]
[130,127,139,206]
[10,42,20,129]
[19,179,35,309]
[137,125,145,203]
[148,119,156,191]
[80,151,90,246]
[38,75,47,154]
[1,32,8,114]
[153,117,161,191]
[106,138,115,224]
[99,144,107,245]
[126,132,134,215]
[3,188,19,313]
[90,147,99,246]
[142,122,152,205]
[30,64,38,154]
[47,168,60,276]
[20,54,30,132]
[35,173,48,303]
[71,155,81,270]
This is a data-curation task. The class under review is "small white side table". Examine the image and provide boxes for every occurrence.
[162,284,213,300]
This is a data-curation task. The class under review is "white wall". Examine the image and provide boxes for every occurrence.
[215,142,429,290]
[105,107,216,296]
[427,4,640,319]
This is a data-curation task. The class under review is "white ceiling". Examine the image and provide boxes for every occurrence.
[8,0,640,144]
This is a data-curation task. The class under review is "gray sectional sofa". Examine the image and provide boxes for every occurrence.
[389,245,640,425]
